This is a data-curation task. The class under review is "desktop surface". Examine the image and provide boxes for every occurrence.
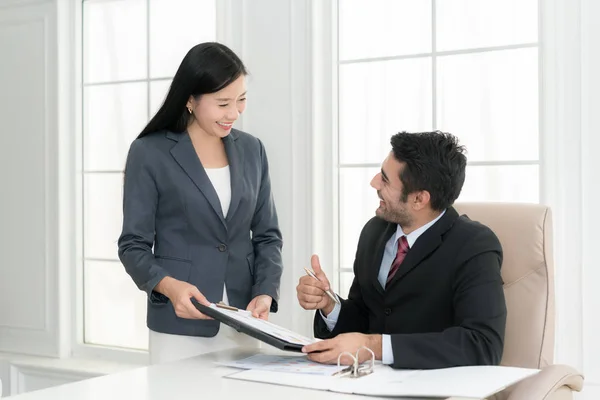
[3,347,476,400]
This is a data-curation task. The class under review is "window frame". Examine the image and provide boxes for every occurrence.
[330,0,543,294]
[69,0,232,363]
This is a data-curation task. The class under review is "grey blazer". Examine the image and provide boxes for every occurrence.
[118,129,283,337]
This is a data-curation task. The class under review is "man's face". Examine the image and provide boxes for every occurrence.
[370,152,414,227]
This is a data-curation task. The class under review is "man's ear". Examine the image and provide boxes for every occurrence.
[412,190,431,211]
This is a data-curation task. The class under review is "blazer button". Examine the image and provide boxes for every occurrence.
[384,308,392,316]
[218,244,227,252]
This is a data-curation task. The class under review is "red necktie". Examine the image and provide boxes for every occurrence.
[386,236,409,286]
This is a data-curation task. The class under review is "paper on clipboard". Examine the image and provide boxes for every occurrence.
[206,303,317,346]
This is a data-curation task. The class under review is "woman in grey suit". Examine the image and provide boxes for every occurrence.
[118,42,283,364]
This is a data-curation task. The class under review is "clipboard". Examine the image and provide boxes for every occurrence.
[192,299,315,352]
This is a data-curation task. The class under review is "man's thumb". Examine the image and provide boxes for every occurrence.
[311,255,330,289]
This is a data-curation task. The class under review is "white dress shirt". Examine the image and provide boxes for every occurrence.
[321,210,446,364]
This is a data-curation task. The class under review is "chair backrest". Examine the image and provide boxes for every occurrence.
[453,202,554,369]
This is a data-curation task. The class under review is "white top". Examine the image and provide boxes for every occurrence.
[205,166,231,218]
[205,166,232,305]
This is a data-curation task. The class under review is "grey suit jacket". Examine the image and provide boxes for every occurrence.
[118,129,283,337]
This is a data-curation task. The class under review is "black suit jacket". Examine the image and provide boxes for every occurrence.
[314,207,506,369]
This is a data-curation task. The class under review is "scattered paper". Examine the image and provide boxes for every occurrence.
[217,354,347,376]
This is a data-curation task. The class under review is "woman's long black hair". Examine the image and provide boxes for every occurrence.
[138,42,247,138]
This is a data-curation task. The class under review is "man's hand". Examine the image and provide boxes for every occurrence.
[246,294,272,320]
[296,255,335,315]
[302,333,383,365]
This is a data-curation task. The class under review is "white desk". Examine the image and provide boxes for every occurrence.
[3,348,476,400]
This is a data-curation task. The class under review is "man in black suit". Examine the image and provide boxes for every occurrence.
[297,131,506,369]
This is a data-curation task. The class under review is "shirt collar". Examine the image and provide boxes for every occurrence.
[394,209,446,248]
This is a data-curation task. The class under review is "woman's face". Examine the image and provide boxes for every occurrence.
[187,75,247,138]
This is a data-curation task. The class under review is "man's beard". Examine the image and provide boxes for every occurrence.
[377,204,413,228]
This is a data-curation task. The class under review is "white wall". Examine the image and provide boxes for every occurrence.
[0,0,62,357]
[0,0,79,395]
[0,0,599,398]
[579,0,600,396]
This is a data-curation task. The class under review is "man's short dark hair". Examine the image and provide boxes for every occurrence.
[390,131,467,211]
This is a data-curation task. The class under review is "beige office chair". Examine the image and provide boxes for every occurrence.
[453,203,584,400]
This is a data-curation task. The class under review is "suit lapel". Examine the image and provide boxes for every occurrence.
[371,221,397,295]
[386,207,459,289]
[168,131,227,228]
[223,132,244,222]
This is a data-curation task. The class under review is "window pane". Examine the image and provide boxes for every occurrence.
[339,0,431,61]
[458,165,539,203]
[84,82,148,172]
[339,168,380,270]
[339,58,432,164]
[150,79,172,117]
[436,48,538,162]
[84,173,123,260]
[436,0,538,52]
[83,0,147,83]
[149,0,216,78]
[84,261,148,350]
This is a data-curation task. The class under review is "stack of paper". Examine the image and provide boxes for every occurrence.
[217,354,347,376]
[225,362,539,399]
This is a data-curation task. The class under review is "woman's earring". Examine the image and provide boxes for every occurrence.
[187,106,192,114]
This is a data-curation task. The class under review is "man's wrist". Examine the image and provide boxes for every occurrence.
[367,334,383,361]
[321,298,335,316]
